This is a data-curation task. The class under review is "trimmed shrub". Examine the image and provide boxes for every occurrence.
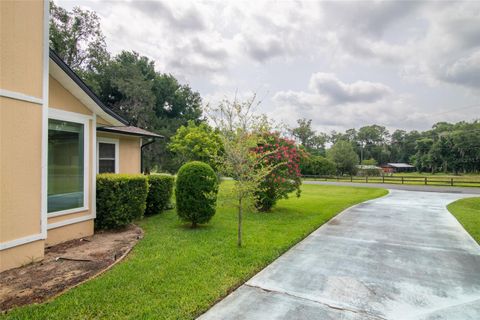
[145,174,175,215]
[175,161,219,227]
[96,174,149,229]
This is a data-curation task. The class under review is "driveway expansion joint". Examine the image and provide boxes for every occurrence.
[244,283,388,320]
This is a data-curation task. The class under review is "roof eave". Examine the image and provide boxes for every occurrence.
[49,49,128,126]
[97,126,163,138]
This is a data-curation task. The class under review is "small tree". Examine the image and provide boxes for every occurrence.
[208,94,274,246]
[168,120,223,169]
[253,132,303,211]
[327,140,359,175]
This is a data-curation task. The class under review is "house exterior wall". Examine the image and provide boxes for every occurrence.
[119,137,142,174]
[0,0,47,272]
[97,132,142,174]
[49,76,92,115]
[0,0,44,98]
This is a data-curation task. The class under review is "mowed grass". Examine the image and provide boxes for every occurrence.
[448,197,480,244]
[2,183,387,320]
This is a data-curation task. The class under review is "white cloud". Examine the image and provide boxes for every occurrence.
[57,0,480,131]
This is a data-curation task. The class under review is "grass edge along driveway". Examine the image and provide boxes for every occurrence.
[3,183,387,320]
[448,196,480,244]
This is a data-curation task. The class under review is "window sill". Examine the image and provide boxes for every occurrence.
[48,206,89,218]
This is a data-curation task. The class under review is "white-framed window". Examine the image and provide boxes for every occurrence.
[47,108,90,216]
[97,137,119,174]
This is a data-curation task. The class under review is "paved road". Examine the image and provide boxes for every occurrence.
[304,180,480,194]
[198,190,480,320]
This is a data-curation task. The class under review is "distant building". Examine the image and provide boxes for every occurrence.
[381,163,416,174]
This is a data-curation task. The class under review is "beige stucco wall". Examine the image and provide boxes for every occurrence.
[0,0,46,272]
[49,76,92,115]
[0,98,43,243]
[120,136,142,173]
[0,240,44,272]
[46,220,93,247]
[97,116,112,126]
[0,0,44,98]
[97,132,142,174]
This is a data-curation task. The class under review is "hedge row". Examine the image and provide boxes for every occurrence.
[145,174,175,215]
[96,173,174,229]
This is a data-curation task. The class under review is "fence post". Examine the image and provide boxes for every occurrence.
[451,178,453,186]
[351,176,353,182]
[366,176,368,183]
[382,175,385,183]
[425,177,427,185]
[336,176,339,182]
[401,177,404,184]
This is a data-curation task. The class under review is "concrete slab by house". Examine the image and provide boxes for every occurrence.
[198,190,480,320]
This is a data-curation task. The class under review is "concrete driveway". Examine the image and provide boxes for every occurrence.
[198,190,480,320]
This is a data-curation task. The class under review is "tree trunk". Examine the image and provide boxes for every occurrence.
[237,197,242,247]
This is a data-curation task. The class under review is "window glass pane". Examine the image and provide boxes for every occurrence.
[99,159,116,173]
[48,119,84,213]
[99,143,115,159]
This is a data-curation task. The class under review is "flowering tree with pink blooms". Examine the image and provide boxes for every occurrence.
[253,132,304,211]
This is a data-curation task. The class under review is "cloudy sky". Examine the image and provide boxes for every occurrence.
[59,0,480,133]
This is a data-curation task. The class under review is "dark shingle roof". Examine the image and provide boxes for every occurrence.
[97,126,163,138]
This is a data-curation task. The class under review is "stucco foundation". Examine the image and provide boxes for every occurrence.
[46,220,94,247]
[0,240,44,273]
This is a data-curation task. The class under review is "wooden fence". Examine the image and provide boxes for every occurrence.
[301,175,480,187]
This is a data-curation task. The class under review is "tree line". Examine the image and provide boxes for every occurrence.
[290,119,480,175]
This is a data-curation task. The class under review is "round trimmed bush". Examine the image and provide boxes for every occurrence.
[175,161,219,227]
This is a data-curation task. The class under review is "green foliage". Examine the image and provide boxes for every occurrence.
[300,155,336,176]
[327,140,359,175]
[361,158,377,166]
[168,121,223,169]
[327,120,479,174]
[96,174,148,229]
[49,1,109,74]
[254,133,303,212]
[175,162,219,227]
[145,174,175,216]
[291,118,327,156]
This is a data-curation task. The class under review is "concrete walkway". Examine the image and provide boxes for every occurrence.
[198,190,480,320]
[304,180,480,194]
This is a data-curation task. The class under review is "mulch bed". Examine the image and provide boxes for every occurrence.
[0,225,143,312]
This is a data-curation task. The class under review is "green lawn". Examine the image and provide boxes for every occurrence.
[448,197,480,244]
[3,183,386,320]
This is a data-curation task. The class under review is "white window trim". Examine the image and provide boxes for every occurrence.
[97,137,120,173]
[47,108,90,217]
